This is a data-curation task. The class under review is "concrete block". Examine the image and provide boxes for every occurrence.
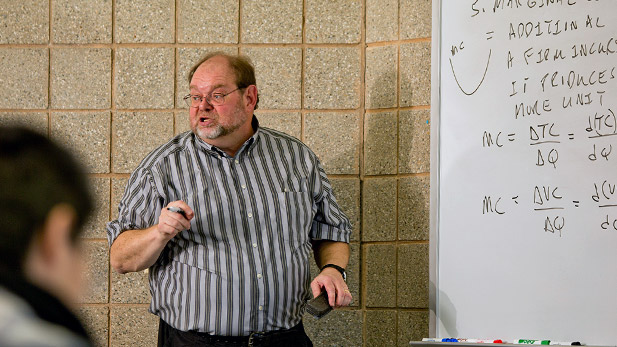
[241,0,302,43]
[398,310,430,345]
[399,109,430,174]
[111,177,130,220]
[400,42,431,107]
[366,0,397,43]
[304,112,360,175]
[110,306,159,346]
[304,309,363,346]
[397,244,429,308]
[401,0,432,40]
[83,177,111,239]
[0,48,48,109]
[306,0,361,43]
[243,47,302,110]
[398,176,430,241]
[330,178,361,242]
[366,310,397,347]
[115,0,174,43]
[365,46,398,109]
[115,48,174,109]
[51,48,111,109]
[177,0,238,43]
[363,178,397,242]
[52,0,111,43]
[80,241,109,303]
[112,111,174,173]
[304,47,361,110]
[365,244,396,307]
[174,111,191,135]
[77,306,109,347]
[364,111,397,175]
[0,1,48,44]
[0,112,48,134]
[112,270,151,304]
[50,111,111,173]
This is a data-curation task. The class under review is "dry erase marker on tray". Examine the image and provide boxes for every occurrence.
[516,340,551,345]
[549,342,581,346]
[422,338,443,342]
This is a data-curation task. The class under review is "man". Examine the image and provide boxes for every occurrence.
[0,126,94,346]
[107,52,352,346]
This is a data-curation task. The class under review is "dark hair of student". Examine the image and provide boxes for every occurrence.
[0,126,93,273]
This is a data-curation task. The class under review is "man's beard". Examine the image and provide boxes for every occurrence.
[195,103,247,140]
[198,122,236,139]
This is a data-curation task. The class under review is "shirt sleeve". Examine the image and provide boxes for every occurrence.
[309,159,352,243]
[106,167,164,247]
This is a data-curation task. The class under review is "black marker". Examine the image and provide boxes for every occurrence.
[167,206,187,218]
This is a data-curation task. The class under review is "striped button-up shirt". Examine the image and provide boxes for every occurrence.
[106,119,351,336]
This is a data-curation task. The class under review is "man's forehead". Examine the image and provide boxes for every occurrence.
[189,82,225,91]
[195,56,233,76]
[190,58,235,89]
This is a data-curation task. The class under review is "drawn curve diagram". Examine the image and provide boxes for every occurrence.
[449,49,492,96]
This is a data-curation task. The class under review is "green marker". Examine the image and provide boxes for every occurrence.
[516,340,551,345]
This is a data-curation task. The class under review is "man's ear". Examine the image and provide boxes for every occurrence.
[37,204,77,263]
[25,204,83,307]
[243,85,258,110]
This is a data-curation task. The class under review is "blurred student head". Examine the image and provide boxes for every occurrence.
[0,126,93,306]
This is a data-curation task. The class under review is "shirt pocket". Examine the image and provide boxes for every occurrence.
[276,179,313,248]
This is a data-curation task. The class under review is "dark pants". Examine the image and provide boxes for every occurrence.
[157,319,313,347]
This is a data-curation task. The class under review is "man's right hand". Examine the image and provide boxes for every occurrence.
[157,201,195,240]
[110,200,195,274]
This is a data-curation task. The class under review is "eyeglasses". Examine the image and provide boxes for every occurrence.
[183,87,242,108]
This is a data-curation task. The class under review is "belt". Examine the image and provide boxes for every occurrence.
[191,322,305,346]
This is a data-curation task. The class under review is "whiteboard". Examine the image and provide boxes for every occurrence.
[431,0,617,345]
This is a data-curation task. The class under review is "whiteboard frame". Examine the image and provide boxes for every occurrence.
[429,0,442,338]
[427,1,617,342]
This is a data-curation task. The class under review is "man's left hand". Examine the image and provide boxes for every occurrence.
[310,267,352,308]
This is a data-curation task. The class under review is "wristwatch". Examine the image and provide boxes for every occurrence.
[320,264,347,282]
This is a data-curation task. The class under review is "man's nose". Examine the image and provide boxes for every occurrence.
[198,97,213,110]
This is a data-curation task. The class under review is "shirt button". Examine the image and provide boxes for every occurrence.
[252,243,257,248]
[235,160,239,164]
[258,305,263,311]
[248,213,253,218]
[241,184,246,189]
[257,273,262,279]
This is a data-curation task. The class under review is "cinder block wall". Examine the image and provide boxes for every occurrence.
[0,0,431,345]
